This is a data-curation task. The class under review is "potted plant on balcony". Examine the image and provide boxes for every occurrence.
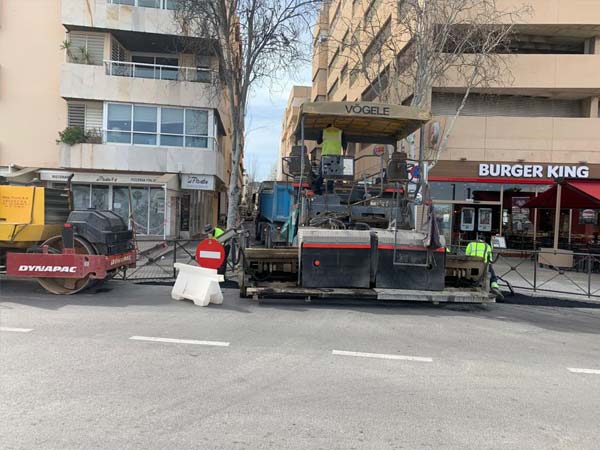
[57,126,102,145]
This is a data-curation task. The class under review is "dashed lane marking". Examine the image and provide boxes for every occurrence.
[332,350,433,362]
[129,336,230,347]
[0,327,33,333]
[568,368,600,375]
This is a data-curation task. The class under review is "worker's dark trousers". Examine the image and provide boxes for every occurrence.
[218,244,231,275]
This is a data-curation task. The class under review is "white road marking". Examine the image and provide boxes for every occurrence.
[0,327,33,333]
[332,349,433,362]
[129,336,230,347]
[568,368,600,375]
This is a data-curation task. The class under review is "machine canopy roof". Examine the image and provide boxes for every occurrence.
[294,101,431,145]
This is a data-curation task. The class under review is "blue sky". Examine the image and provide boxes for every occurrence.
[244,66,312,180]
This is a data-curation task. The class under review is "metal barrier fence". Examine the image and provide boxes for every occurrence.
[453,246,600,299]
[122,239,600,299]
[121,239,201,281]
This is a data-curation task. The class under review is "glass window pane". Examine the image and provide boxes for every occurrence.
[72,185,90,209]
[133,106,157,132]
[133,65,156,79]
[185,109,208,135]
[131,55,154,64]
[160,134,183,147]
[112,186,130,223]
[195,69,211,83]
[149,188,165,235]
[133,133,157,145]
[156,57,178,66]
[161,108,184,134]
[107,104,132,131]
[138,0,161,8]
[107,131,132,143]
[113,0,135,5]
[185,136,208,148]
[165,0,177,10]
[91,185,109,210]
[131,187,149,234]
[160,67,179,80]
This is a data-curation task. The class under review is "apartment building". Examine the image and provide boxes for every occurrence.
[278,86,312,180]
[0,0,234,238]
[281,0,600,248]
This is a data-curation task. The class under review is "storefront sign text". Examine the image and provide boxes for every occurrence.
[181,174,215,191]
[479,164,589,179]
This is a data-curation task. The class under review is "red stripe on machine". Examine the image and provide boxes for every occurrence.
[303,243,372,249]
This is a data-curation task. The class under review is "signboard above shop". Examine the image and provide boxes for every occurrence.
[429,161,596,182]
[181,174,215,191]
[479,163,589,179]
[39,170,166,185]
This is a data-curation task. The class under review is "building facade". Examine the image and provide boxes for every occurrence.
[281,0,600,249]
[0,0,234,238]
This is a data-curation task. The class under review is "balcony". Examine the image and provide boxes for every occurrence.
[62,0,179,35]
[60,63,218,109]
[59,141,226,181]
[104,60,213,83]
[438,54,600,95]
[436,116,600,164]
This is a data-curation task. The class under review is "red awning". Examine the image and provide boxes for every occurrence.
[524,180,600,209]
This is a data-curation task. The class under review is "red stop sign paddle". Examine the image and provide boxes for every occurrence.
[195,238,225,269]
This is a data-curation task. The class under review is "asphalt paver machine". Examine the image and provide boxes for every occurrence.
[240,101,493,303]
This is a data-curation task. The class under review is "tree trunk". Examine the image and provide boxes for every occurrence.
[225,97,245,229]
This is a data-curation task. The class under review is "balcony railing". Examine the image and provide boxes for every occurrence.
[104,60,213,83]
[109,0,176,10]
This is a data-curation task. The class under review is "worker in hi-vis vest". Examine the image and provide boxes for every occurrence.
[318,124,345,156]
[204,223,228,274]
[465,238,503,300]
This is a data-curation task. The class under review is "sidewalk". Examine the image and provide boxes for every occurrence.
[495,256,600,302]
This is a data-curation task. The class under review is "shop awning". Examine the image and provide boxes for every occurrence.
[524,180,600,209]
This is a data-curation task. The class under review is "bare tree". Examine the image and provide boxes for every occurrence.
[330,0,530,168]
[174,0,321,229]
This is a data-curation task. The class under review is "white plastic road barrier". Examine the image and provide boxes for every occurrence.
[171,263,224,306]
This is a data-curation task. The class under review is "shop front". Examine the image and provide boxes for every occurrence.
[179,174,221,238]
[39,170,180,238]
[428,161,600,250]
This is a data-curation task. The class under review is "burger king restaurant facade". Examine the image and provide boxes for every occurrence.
[427,161,600,250]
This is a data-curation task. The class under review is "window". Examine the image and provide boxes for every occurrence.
[133,105,158,145]
[329,47,341,70]
[342,29,350,49]
[106,103,210,147]
[349,64,360,87]
[364,0,383,25]
[131,54,179,80]
[363,19,391,68]
[340,63,348,83]
[329,1,342,30]
[110,0,175,9]
[328,79,339,99]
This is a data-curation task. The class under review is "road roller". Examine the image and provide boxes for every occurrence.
[1,184,136,294]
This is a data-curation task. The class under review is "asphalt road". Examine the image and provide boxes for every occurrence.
[1,279,600,450]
